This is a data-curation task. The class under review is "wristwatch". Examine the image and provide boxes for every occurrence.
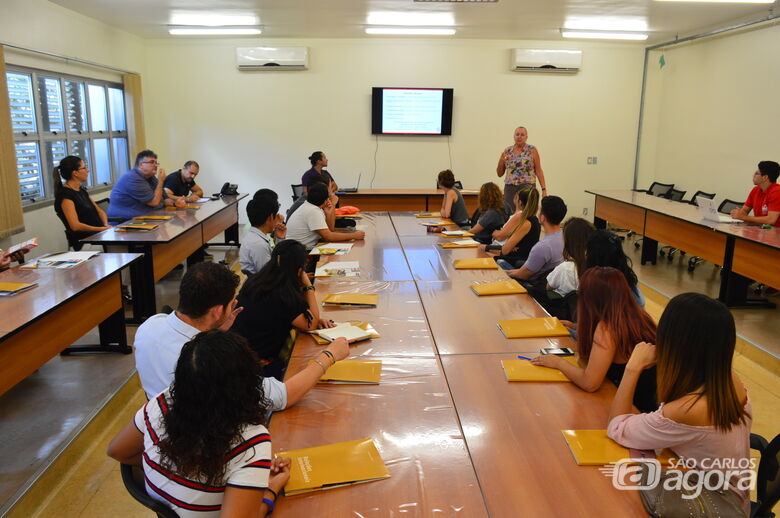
[303,285,316,291]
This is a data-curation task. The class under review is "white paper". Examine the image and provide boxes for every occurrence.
[44,251,101,261]
[453,239,479,245]
[315,261,360,277]
[309,243,354,255]
[419,220,450,226]
[317,324,372,342]
[196,197,211,203]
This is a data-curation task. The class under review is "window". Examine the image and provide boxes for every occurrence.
[5,66,130,205]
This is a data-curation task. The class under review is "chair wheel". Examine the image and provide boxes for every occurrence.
[659,251,665,257]
[634,242,640,248]
[667,255,673,262]
[688,266,695,272]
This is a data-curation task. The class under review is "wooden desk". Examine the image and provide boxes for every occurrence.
[81,195,245,320]
[0,253,141,396]
[442,354,645,518]
[340,189,478,213]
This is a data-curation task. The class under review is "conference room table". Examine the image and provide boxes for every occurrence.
[588,189,780,306]
[270,211,645,517]
[340,188,479,213]
[81,195,246,321]
[0,253,141,396]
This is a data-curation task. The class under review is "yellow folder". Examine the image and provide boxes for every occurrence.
[453,258,499,269]
[117,223,158,231]
[497,317,570,338]
[439,241,479,249]
[278,438,390,495]
[561,430,630,466]
[470,279,527,296]
[165,205,200,211]
[436,231,475,238]
[317,360,382,384]
[0,281,38,295]
[310,322,380,345]
[322,293,378,307]
[132,215,173,221]
[501,356,578,382]
[415,212,442,218]
[419,220,454,226]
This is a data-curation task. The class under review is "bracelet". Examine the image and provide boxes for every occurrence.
[303,285,315,291]
[322,349,335,362]
[541,187,547,191]
[312,358,328,372]
[262,497,275,515]
[266,488,278,501]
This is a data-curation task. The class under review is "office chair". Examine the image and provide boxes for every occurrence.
[658,189,687,260]
[291,184,304,202]
[687,190,715,206]
[750,432,780,518]
[718,199,744,214]
[120,464,180,518]
[435,180,464,189]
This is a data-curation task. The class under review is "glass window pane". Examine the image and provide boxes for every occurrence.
[45,141,68,182]
[87,84,107,132]
[6,72,37,133]
[71,140,92,185]
[108,88,126,131]
[65,81,88,132]
[15,141,43,202]
[37,77,65,132]
[112,137,129,176]
[93,138,111,184]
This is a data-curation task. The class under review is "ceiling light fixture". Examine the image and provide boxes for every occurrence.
[367,12,455,26]
[169,13,259,26]
[564,16,648,32]
[560,29,648,40]
[365,27,457,35]
[168,26,263,35]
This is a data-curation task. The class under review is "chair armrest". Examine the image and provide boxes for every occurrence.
[750,433,768,453]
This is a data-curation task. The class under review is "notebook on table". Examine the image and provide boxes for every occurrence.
[470,279,527,296]
[439,239,479,249]
[340,173,361,193]
[501,356,578,382]
[0,281,38,296]
[415,212,442,218]
[317,360,382,384]
[497,317,570,338]
[310,322,380,345]
[117,222,158,231]
[132,215,173,221]
[453,258,499,269]
[316,323,374,344]
[438,230,474,237]
[322,293,378,308]
[419,220,454,227]
[697,198,741,224]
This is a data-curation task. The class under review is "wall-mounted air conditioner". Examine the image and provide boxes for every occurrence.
[236,47,308,70]
[511,49,582,73]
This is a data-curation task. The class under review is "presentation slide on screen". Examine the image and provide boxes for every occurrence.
[382,89,443,134]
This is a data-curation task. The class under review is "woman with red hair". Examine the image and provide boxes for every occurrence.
[532,266,658,412]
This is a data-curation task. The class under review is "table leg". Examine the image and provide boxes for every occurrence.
[224,221,240,244]
[641,237,658,265]
[129,244,156,323]
[594,216,607,230]
[718,236,776,309]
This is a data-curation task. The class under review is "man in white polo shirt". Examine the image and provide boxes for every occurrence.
[285,183,365,250]
[134,262,348,409]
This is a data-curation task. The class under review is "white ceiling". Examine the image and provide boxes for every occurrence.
[50,0,778,44]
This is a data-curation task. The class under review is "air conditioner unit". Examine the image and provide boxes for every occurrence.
[236,47,308,70]
[511,49,582,73]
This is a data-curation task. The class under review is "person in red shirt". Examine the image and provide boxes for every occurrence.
[731,160,780,226]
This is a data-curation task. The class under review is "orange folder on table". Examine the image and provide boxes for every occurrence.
[561,430,630,466]
[132,215,173,221]
[497,317,570,338]
[453,258,499,269]
[317,360,382,384]
[117,222,158,231]
[436,231,474,238]
[0,281,38,296]
[501,356,578,382]
[470,279,527,296]
[278,438,390,495]
[415,212,442,218]
[439,240,479,249]
[322,293,378,308]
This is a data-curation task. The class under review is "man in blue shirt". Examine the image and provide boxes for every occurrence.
[108,149,182,220]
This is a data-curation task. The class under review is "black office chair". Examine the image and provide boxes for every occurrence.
[435,180,464,189]
[633,182,674,197]
[96,197,125,224]
[750,432,780,518]
[291,184,304,202]
[664,188,686,202]
[658,189,688,260]
[120,464,180,518]
[688,190,716,206]
[719,199,744,214]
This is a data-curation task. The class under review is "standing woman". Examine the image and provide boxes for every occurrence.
[496,126,547,207]
[53,156,110,244]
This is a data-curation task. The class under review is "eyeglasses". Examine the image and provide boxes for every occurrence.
[78,166,88,171]
[142,160,159,165]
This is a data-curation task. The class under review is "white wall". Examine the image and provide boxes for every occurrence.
[0,0,144,257]
[637,23,780,203]
[142,38,645,223]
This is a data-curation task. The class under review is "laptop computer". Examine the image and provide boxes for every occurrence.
[340,173,361,193]
[697,197,741,224]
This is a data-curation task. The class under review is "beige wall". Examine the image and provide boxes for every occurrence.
[637,23,780,203]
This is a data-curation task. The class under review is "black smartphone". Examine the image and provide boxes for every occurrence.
[540,347,575,356]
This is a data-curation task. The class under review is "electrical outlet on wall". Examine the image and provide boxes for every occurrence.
[582,207,589,216]
[587,156,598,165]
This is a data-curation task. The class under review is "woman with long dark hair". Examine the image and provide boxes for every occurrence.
[608,293,751,515]
[480,184,541,267]
[53,155,110,241]
[231,239,334,379]
[546,217,595,297]
[108,330,290,517]
[532,266,658,412]
[585,229,645,306]
[469,182,507,244]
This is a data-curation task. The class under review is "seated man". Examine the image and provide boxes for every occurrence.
[730,160,780,227]
[133,262,348,409]
[285,183,364,250]
[163,160,204,203]
[301,151,337,195]
[505,195,567,281]
[287,173,335,221]
[108,149,182,220]
[240,189,287,276]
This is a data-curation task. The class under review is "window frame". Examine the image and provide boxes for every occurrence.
[6,64,129,208]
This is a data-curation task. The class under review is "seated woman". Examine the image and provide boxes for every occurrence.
[608,293,751,516]
[480,184,540,268]
[231,239,334,379]
[107,329,290,518]
[437,169,469,227]
[585,229,646,307]
[469,182,507,244]
[53,156,110,244]
[546,217,595,297]
[532,266,658,412]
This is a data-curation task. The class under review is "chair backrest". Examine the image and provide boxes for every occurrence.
[665,188,687,202]
[435,180,464,190]
[120,464,180,518]
[689,190,716,206]
[718,199,744,215]
[648,182,674,197]
[752,432,780,518]
[291,184,304,202]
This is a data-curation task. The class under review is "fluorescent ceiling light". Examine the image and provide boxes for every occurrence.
[564,16,648,32]
[561,29,648,40]
[168,26,262,35]
[170,12,258,26]
[365,27,456,35]
[655,0,772,3]
[367,11,455,26]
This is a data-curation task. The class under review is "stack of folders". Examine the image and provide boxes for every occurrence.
[165,204,200,211]
[453,258,499,269]
[0,281,38,296]
[317,324,374,344]
[471,280,527,296]
[132,215,173,221]
[117,222,158,231]
[279,438,390,496]
[322,293,378,308]
[415,212,442,218]
[501,356,578,382]
[439,239,479,249]
[438,230,474,237]
[497,317,570,338]
[317,360,382,384]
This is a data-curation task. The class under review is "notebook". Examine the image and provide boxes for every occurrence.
[117,222,158,231]
[315,261,360,278]
[497,317,570,338]
[0,281,38,296]
[310,243,354,256]
[317,323,374,343]
[470,279,527,296]
[322,293,378,308]
[340,173,361,193]
[501,356,578,382]
[278,438,390,496]
[318,360,382,384]
[453,258,499,269]
[439,239,479,249]
[561,430,630,466]
[165,204,200,211]
[419,220,454,227]
[7,237,39,254]
[132,215,173,221]
[415,212,442,218]
[697,198,740,224]
[439,230,474,237]
[310,322,380,345]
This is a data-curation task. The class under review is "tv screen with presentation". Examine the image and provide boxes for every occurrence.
[371,87,453,136]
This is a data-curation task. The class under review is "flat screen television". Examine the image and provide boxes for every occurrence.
[371,87,453,135]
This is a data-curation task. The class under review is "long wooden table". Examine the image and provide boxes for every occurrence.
[81,195,246,321]
[0,253,141,396]
[269,211,644,516]
[340,188,478,213]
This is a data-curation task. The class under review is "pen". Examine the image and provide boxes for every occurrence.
[517,355,533,360]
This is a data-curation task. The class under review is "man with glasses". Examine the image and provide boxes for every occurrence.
[730,160,780,227]
[107,149,184,220]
